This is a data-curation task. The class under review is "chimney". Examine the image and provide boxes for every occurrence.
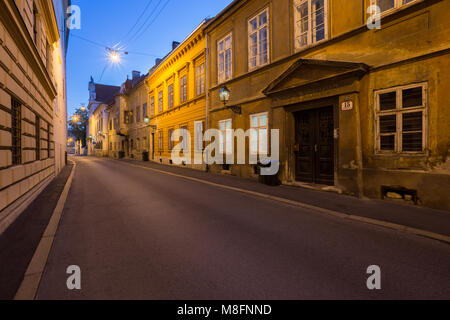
[132,70,141,80]
[155,58,162,65]
[172,41,180,50]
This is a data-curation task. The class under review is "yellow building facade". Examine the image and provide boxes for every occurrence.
[205,0,450,210]
[146,21,207,169]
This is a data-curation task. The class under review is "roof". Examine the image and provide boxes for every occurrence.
[94,84,120,103]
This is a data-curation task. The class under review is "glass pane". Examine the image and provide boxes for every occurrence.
[379,92,397,110]
[260,114,267,127]
[225,49,231,78]
[403,132,422,152]
[259,27,268,65]
[251,116,258,128]
[249,18,257,31]
[219,41,224,52]
[402,87,422,108]
[259,11,267,26]
[226,120,232,129]
[380,115,396,133]
[403,112,422,132]
[377,0,395,12]
[380,135,395,151]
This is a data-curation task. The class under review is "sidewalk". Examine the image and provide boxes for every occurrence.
[119,158,450,239]
[0,163,73,300]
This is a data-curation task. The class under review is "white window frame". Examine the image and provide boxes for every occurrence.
[180,75,188,103]
[369,0,418,15]
[294,0,329,50]
[217,33,233,84]
[248,7,270,71]
[195,63,205,96]
[219,119,233,155]
[250,112,269,155]
[158,90,164,113]
[374,82,428,154]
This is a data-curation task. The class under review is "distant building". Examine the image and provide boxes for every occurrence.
[86,77,120,156]
[0,0,70,230]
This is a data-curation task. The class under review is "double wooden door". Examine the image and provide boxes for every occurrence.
[295,107,335,185]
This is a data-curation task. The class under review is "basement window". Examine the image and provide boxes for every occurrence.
[375,83,427,154]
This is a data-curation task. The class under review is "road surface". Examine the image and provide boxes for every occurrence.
[36,157,450,299]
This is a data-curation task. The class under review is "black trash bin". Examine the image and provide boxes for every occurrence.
[257,160,281,186]
[142,151,149,162]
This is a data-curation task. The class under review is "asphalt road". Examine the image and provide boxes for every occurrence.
[36,157,450,299]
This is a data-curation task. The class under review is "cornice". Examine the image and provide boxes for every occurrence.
[38,0,60,44]
[0,0,57,99]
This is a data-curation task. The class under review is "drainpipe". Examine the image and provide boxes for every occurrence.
[205,32,210,172]
[355,94,365,198]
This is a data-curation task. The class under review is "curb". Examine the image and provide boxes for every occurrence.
[124,161,450,245]
[14,160,77,300]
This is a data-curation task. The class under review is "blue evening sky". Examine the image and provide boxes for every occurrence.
[66,0,232,117]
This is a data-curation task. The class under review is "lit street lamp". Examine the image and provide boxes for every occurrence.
[219,86,241,114]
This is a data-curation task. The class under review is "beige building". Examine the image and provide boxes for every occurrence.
[205,0,450,210]
[86,78,120,157]
[0,0,70,231]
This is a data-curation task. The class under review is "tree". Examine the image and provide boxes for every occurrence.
[68,107,89,147]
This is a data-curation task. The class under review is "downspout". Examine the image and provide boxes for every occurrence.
[355,94,365,198]
[205,32,210,172]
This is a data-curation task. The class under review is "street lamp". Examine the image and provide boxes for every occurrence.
[219,86,241,114]
[219,86,231,106]
[72,115,80,123]
[144,116,150,124]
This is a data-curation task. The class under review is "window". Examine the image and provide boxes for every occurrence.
[219,119,232,155]
[248,8,270,70]
[158,91,164,113]
[150,96,155,116]
[11,97,22,165]
[294,0,328,49]
[143,103,148,119]
[124,111,130,124]
[137,138,140,151]
[194,121,204,152]
[180,125,188,150]
[168,84,174,108]
[129,110,134,124]
[218,34,232,83]
[371,0,416,13]
[195,63,205,96]
[250,113,268,155]
[158,130,164,151]
[168,128,174,151]
[375,83,427,153]
[136,106,140,122]
[180,75,187,103]
[47,123,51,158]
[35,115,40,161]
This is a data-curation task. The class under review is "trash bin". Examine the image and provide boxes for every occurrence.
[142,151,149,162]
[257,160,281,186]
